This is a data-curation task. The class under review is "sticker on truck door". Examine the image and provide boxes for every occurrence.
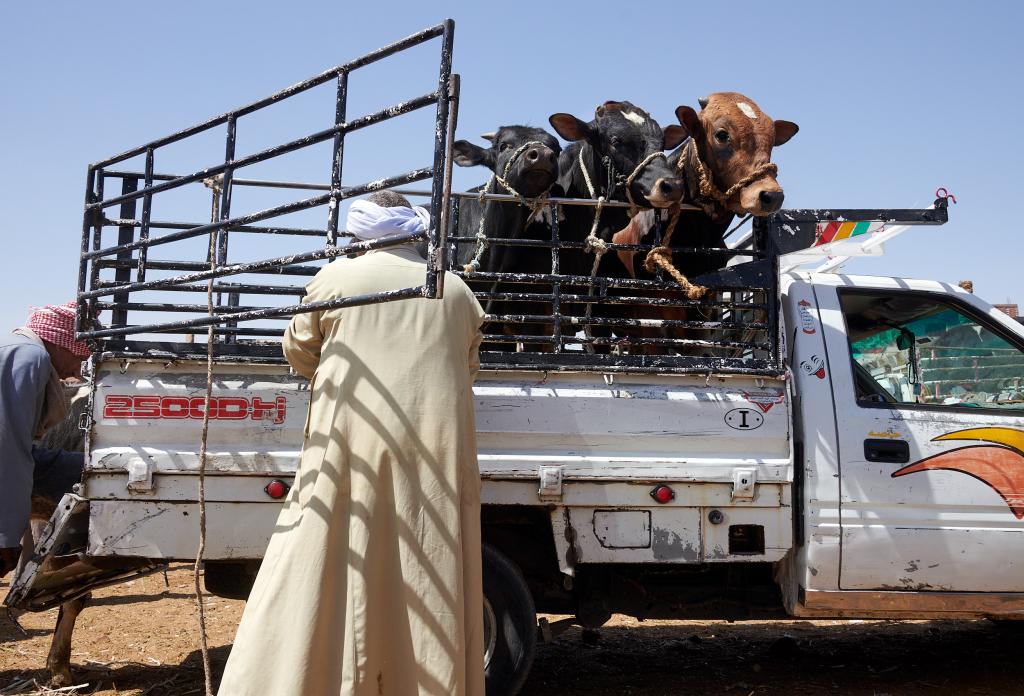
[892,427,1024,519]
[799,354,827,380]
[797,299,818,334]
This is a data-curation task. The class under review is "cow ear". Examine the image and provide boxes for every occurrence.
[773,120,799,146]
[452,140,495,169]
[675,106,702,138]
[662,125,688,151]
[549,113,593,143]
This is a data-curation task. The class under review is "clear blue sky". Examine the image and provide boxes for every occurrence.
[1,0,1021,332]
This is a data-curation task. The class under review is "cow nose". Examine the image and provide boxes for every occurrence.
[525,147,555,167]
[653,177,683,201]
[758,190,784,211]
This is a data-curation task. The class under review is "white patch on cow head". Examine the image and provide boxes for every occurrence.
[622,110,647,126]
[737,102,758,120]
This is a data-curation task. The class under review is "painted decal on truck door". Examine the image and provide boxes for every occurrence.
[893,427,1024,518]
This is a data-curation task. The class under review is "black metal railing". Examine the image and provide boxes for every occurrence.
[441,193,780,375]
[73,18,950,376]
[76,20,457,346]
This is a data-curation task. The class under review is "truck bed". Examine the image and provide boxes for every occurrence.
[82,359,792,562]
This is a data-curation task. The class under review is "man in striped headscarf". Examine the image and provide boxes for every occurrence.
[0,302,92,578]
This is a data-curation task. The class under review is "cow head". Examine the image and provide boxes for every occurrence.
[674,92,798,216]
[452,126,561,198]
[549,101,687,208]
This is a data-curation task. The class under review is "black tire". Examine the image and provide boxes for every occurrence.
[483,543,536,696]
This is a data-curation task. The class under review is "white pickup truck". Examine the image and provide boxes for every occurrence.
[8,24,1023,693]
[10,264,1024,690]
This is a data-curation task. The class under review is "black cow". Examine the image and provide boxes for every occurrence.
[452,125,562,347]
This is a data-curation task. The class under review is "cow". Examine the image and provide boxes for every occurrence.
[546,101,688,351]
[610,92,800,355]
[614,92,799,281]
[452,125,562,349]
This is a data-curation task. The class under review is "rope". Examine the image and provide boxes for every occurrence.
[642,207,708,300]
[576,149,610,353]
[193,186,218,696]
[622,150,668,219]
[463,141,550,274]
[680,138,778,214]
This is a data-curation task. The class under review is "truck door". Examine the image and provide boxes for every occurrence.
[818,283,1024,591]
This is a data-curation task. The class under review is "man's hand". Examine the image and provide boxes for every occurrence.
[0,546,22,578]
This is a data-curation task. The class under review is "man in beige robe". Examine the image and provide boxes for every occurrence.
[218,192,486,696]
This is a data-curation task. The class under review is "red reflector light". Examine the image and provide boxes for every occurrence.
[650,485,675,504]
[264,479,289,499]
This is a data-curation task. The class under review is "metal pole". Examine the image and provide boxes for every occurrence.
[111,177,139,328]
[424,18,454,300]
[86,171,106,330]
[76,167,98,336]
[326,70,348,249]
[137,148,155,281]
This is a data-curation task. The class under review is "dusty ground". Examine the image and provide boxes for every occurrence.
[2,565,1021,695]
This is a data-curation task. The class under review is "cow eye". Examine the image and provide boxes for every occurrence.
[499,142,512,152]
[714,129,730,144]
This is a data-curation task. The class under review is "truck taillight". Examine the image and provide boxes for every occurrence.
[265,479,290,499]
[650,485,675,504]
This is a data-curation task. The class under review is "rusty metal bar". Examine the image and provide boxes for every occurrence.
[83,167,432,260]
[326,71,348,249]
[136,148,155,281]
[88,90,440,213]
[111,177,139,328]
[90,22,448,170]
[80,228,426,301]
[81,286,425,339]
[76,167,98,335]
[424,19,455,300]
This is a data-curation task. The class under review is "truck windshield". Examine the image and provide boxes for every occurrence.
[839,291,1024,410]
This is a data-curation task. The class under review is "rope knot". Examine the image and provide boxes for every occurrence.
[643,245,671,274]
[585,233,608,257]
[641,207,708,300]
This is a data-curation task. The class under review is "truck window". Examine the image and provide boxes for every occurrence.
[838,291,1024,411]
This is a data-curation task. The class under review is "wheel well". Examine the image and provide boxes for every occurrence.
[481,505,570,613]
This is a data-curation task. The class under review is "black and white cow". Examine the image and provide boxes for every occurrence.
[543,102,686,351]
[548,100,687,278]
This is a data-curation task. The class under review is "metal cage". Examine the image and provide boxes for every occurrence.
[75,20,457,361]
[72,19,950,377]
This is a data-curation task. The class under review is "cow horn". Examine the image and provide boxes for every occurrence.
[480,132,497,143]
[698,96,709,109]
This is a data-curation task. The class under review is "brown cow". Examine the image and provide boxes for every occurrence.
[610,93,799,355]
[673,92,798,220]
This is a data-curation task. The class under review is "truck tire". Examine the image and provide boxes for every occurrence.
[483,543,536,696]
[204,560,259,600]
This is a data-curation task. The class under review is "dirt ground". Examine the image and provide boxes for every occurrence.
[2,565,1021,695]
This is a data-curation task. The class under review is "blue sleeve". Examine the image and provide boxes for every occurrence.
[0,344,49,547]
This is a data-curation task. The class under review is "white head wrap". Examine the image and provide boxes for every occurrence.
[346,199,431,242]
